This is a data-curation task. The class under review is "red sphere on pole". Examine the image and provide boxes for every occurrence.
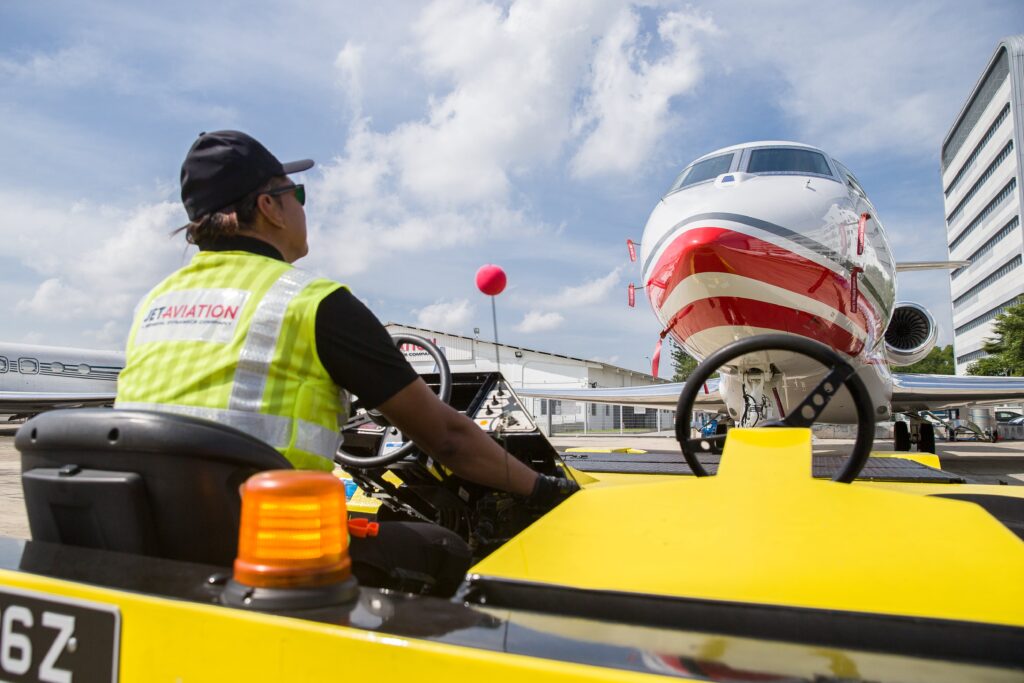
[475,264,507,296]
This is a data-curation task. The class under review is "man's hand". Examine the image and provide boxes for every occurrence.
[527,474,580,509]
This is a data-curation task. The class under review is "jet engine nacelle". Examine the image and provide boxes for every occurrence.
[884,302,937,366]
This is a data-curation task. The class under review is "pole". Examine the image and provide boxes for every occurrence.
[491,296,501,373]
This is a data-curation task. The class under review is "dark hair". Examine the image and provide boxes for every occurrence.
[174,177,284,244]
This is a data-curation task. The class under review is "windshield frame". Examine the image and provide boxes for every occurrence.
[666,152,738,196]
[739,145,839,181]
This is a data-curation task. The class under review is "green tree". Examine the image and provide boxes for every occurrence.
[967,301,1024,376]
[893,344,954,374]
[671,340,698,382]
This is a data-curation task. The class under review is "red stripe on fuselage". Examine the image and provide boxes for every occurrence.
[646,227,880,336]
[673,297,865,357]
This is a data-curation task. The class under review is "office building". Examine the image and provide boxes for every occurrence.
[943,35,1024,374]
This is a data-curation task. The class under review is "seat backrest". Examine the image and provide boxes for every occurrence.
[17,408,293,566]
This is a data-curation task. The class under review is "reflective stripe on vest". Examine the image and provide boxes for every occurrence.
[231,269,317,413]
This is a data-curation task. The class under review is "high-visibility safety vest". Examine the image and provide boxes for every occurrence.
[116,250,347,471]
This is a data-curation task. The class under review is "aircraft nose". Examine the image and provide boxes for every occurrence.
[647,225,871,359]
[644,226,755,307]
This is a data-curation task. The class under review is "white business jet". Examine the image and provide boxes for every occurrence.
[0,343,121,418]
[523,141,1024,451]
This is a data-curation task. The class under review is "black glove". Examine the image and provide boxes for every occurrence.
[527,474,580,509]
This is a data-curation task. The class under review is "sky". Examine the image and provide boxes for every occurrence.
[1,1,1021,375]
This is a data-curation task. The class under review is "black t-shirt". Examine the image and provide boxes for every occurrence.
[198,236,418,409]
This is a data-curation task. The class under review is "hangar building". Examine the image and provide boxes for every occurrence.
[384,323,672,434]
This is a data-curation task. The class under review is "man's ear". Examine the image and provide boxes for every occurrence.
[256,193,286,229]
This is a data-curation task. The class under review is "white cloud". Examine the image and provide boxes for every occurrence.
[2,189,188,340]
[0,45,112,88]
[74,201,187,294]
[416,299,474,331]
[303,1,716,287]
[571,9,716,177]
[16,279,95,317]
[334,42,365,115]
[516,310,565,333]
[547,268,622,309]
[393,0,613,204]
[85,320,129,347]
[712,0,1002,158]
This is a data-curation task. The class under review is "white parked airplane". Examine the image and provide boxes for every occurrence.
[522,141,1024,451]
[0,343,121,417]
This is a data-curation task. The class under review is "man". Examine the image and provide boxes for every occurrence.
[116,130,577,595]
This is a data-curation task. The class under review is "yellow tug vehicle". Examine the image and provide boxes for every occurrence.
[2,334,1023,682]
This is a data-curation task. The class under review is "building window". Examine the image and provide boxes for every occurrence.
[942,48,1009,171]
[945,140,1014,226]
[951,215,1019,280]
[944,102,1011,196]
[539,399,547,416]
[955,293,1024,335]
[949,178,1017,253]
[953,254,1022,310]
[590,403,597,416]
[957,348,989,365]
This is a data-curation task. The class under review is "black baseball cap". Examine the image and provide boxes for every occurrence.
[180,130,314,221]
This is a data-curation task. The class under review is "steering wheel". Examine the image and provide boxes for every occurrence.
[674,335,874,483]
[336,333,452,468]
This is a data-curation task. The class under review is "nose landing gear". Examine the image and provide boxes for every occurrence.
[893,419,936,454]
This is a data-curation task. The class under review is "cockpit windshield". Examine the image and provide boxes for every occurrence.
[669,153,734,193]
[747,148,833,177]
[833,159,868,196]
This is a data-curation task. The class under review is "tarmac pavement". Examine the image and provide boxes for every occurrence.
[0,425,1021,541]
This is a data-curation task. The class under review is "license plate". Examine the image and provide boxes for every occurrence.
[0,586,119,682]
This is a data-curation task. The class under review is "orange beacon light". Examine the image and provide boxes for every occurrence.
[223,470,359,610]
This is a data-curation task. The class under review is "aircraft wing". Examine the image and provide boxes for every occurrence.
[0,392,116,414]
[518,378,721,410]
[891,373,1024,412]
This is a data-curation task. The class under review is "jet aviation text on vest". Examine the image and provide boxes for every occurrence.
[142,303,242,324]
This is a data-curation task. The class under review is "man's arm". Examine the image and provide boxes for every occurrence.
[313,290,553,498]
[376,378,539,496]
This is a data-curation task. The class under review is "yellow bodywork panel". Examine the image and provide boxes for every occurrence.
[472,428,1024,628]
[565,447,648,454]
[0,570,664,683]
[496,611,1023,683]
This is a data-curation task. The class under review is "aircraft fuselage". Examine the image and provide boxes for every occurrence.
[0,343,122,414]
[639,142,898,423]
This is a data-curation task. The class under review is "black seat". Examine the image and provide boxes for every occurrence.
[16,408,292,566]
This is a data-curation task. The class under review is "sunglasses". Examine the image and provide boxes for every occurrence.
[262,183,305,206]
